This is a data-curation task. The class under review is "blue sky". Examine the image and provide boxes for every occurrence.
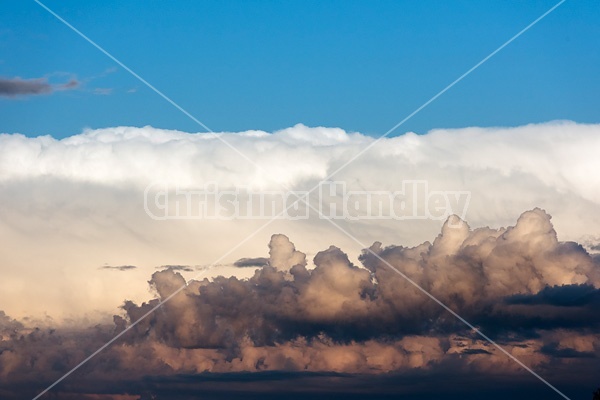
[0,0,598,138]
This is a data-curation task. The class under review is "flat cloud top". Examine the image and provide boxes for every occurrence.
[1,121,599,204]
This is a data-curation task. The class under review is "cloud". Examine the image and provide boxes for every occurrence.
[108,210,597,351]
[1,210,600,399]
[1,121,600,322]
[0,76,79,98]
[1,210,599,399]
[101,265,138,271]
[157,265,194,272]
[0,311,23,339]
[111,209,598,353]
[0,77,52,97]
[60,78,79,90]
[233,257,269,268]
[505,284,600,307]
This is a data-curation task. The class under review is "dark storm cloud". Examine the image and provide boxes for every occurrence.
[470,284,600,335]
[0,76,79,98]
[2,209,600,399]
[5,368,595,400]
[113,209,600,354]
[506,284,600,307]
[233,257,269,268]
[541,342,596,359]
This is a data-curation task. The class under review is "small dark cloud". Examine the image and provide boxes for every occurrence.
[157,265,194,272]
[233,257,269,268]
[0,77,51,97]
[100,265,137,271]
[460,349,492,355]
[0,76,79,98]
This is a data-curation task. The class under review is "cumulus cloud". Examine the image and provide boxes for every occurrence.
[115,209,599,351]
[1,121,600,322]
[2,210,598,399]
[0,76,79,98]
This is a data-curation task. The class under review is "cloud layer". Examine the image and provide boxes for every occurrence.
[1,121,599,322]
[0,210,599,399]
[116,209,599,349]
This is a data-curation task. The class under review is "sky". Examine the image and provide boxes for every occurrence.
[1,0,599,137]
[1,1,600,400]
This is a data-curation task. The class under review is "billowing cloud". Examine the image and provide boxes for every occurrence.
[0,76,79,98]
[117,209,599,350]
[1,210,599,399]
[1,121,599,322]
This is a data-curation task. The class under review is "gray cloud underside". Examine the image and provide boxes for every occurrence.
[1,122,600,398]
[1,209,599,399]
[2,121,600,320]
[234,257,269,267]
[0,76,78,98]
